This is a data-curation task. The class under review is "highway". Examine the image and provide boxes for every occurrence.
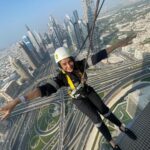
[3,59,150,117]
[2,56,150,150]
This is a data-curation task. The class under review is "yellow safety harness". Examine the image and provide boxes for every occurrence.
[61,70,75,90]
[61,70,84,98]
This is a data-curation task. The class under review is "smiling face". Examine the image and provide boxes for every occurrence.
[59,57,74,72]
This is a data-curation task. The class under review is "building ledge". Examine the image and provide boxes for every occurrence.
[117,102,150,150]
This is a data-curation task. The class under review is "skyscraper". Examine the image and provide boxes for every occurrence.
[82,0,95,27]
[66,23,77,48]
[22,35,41,64]
[9,56,32,81]
[73,10,85,49]
[48,16,64,48]
[19,41,39,70]
[117,103,150,150]
[25,25,45,59]
[43,33,51,45]
[78,19,88,47]
[65,11,85,50]
[34,31,47,51]
[81,0,100,53]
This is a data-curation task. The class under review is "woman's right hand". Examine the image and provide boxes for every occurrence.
[0,100,19,120]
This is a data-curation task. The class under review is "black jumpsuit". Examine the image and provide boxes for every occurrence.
[38,49,122,142]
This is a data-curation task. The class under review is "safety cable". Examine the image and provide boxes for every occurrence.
[81,0,106,83]
[77,0,106,54]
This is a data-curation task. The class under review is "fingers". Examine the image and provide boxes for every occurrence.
[1,112,10,121]
[0,107,5,112]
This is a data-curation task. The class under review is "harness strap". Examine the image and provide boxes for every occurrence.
[61,70,75,90]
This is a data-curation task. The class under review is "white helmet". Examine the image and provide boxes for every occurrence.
[54,47,72,63]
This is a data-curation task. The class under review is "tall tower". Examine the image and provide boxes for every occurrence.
[19,41,39,70]
[73,10,85,49]
[22,35,41,64]
[25,25,45,59]
[34,31,47,51]
[81,0,100,53]
[43,33,51,45]
[65,11,85,50]
[66,22,77,49]
[9,56,32,81]
[82,0,95,27]
[48,16,64,48]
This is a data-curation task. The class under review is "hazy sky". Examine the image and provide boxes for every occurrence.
[0,0,131,49]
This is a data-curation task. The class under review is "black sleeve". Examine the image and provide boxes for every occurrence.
[38,72,66,97]
[76,58,89,71]
[91,49,108,65]
[38,83,57,97]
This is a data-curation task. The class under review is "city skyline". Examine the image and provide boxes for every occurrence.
[0,0,135,50]
[0,0,149,149]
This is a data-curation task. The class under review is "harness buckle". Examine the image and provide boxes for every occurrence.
[70,83,84,98]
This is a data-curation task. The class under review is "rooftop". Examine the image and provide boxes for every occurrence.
[117,102,150,150]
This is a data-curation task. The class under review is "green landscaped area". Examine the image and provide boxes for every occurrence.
[27,104,60,150]
[113,102,131,125]
[99,102,132,150]
[37,104,59,131]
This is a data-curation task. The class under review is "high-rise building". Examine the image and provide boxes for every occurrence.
[25,25,45,59]
[81,0,100,53]
[66,19,78,49]
[48,16,64,48]
[117,103,150,150]
[43,33,51,45]
[73,10,85,49]
[19,41,39,70]
[82,0,95,27]
[22,35,41,64]
[78,19,87,38]
[65,12,85,50]
[126,86,150,118]
[0,80,20,101]
[34,31,47,51]
[9,56,32,81]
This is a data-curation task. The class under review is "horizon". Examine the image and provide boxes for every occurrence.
[0,0,138,50]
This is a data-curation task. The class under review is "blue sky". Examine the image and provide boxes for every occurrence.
[0,0,126,49]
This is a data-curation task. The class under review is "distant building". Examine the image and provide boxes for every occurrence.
[34,31,47,51]
[82,0,95,25]
[73,10,85,49]
[66,22,77,49]
[43,33,51,45]
[126,86,150,118]
[0,80,20,101]
[48,16,64,48]
[117,102,150,150]
[2,72,18,86]
[19,41,40,70]
[81,0,100,53]
[22,35,41,64]
[9,57,32,81]
[0,120,9,143]
[25,25,45,59]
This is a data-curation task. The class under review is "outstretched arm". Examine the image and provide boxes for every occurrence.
[0,88,42,120]
[0,75,64,120]
[106,34,136,54]
[86,34,136,67]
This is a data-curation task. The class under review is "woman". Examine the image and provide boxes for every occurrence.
[0,37,136,150]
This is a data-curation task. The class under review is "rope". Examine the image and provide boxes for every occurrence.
[81,0,106,82]
[77,0,106,54]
